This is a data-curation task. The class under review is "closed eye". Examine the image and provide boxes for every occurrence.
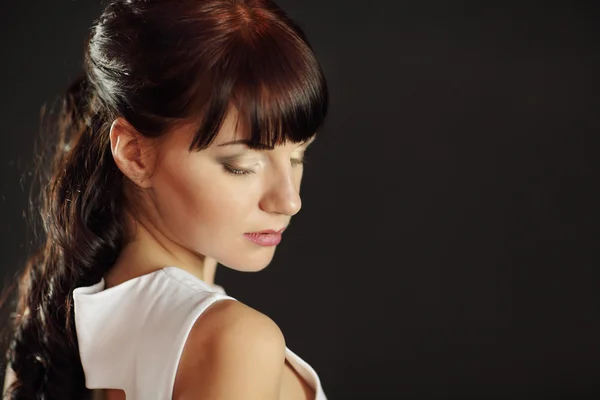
[222,164,255,176]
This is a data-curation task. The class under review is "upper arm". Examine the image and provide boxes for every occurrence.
[173,299,286,400]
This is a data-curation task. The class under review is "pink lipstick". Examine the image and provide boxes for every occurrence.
[244,228,285,246]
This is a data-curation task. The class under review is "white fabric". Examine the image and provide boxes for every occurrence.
[72,266,327,400]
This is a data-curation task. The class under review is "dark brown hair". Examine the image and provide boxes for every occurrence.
[0,0,328,398]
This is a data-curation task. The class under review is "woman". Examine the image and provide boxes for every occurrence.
[1,0,329,398]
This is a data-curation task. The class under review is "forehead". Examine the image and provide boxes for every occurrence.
[212,106,300,150]
[165,105,246,147]
[165,102,314,153]
[216,105,248,142]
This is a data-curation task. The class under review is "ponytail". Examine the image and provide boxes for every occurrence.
[1,73,126,399]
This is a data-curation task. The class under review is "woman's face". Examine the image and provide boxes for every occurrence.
[142,107,315,272]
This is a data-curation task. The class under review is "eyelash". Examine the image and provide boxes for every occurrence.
[223,158,307,177]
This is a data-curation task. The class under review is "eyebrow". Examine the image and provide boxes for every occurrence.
[217,135,317,149]
[218,139,262,147]
[217,139,272,150]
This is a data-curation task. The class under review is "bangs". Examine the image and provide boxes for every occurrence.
[187,20,329,151]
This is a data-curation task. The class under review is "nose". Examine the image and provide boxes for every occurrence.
[259,168,302,217]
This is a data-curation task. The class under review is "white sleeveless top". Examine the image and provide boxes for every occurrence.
[72,266,327,400]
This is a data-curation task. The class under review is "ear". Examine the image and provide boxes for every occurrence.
[109,117,156,189]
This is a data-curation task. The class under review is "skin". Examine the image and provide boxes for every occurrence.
[1,106,317,398]
[102,104,317,399]
[106,104,316,287]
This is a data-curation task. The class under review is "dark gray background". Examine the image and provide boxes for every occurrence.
[1,1,599,399]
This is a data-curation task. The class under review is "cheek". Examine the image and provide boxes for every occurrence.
[150,158,258,244]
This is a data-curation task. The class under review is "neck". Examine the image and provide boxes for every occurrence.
[105,210,218,288]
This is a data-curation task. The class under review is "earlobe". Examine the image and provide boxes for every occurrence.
[109,118,153,188]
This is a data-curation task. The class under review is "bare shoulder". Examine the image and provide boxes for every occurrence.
[173,299,286,400]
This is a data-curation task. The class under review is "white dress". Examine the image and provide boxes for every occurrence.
[72,266,327,400]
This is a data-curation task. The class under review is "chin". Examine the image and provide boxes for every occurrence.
[218,263,271,273]
[219,253,276,273]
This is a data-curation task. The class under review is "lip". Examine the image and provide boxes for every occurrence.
[247,227,286,234]
[244,227,286,246]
